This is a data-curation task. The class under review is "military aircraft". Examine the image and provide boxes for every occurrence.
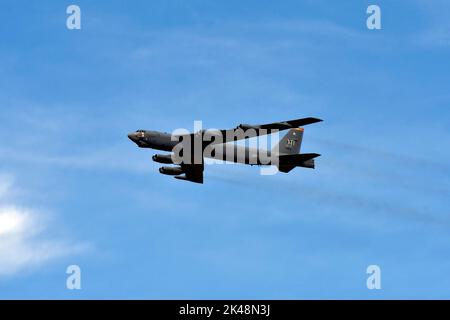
[128,117,322,184]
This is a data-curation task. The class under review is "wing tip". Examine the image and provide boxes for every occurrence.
[308,117,323,123]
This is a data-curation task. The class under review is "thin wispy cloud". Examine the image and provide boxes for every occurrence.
[413,26,450,48]
[410,0,450,48]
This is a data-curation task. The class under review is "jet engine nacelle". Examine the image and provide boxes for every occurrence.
[152,154,174,164]
[159,166,184,175]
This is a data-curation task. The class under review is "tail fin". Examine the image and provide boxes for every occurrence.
[272,128,320,173]
[272,128,304,155]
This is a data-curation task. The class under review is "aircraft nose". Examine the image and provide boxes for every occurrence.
[128,132,137,142]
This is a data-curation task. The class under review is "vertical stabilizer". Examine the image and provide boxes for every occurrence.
[272,128,303,155]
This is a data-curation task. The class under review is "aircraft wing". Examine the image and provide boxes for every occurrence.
[210,117,323,144]
[236,117,323,131]
[174,163,204,184]
[174,117,323,145]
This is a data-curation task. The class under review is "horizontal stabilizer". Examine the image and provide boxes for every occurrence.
[279,153,321,164]
[277,153,321,173]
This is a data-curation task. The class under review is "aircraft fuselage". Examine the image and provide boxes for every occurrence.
[128,130,272,165]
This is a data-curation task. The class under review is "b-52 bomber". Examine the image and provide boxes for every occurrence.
[128,117,322,184]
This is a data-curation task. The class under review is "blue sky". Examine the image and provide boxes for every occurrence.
[0,0,449,299]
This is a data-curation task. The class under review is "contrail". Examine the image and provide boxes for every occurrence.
[208,166,450,229]
[318,157,450,198]
[308,137,450,198]
[309,136,450,174]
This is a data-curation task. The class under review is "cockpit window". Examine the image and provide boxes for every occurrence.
[136,130,145,137]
